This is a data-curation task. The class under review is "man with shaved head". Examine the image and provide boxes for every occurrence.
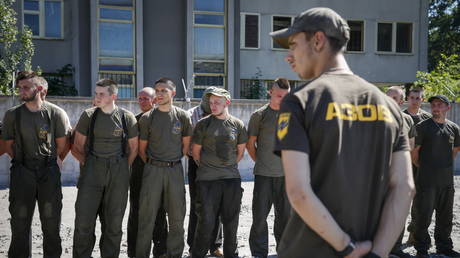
[127,87,168,258]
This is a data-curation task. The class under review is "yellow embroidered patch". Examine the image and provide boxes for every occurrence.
[277,112,290,140]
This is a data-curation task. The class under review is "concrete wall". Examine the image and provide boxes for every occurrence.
[239,0,429,83]
[142,0,187,96]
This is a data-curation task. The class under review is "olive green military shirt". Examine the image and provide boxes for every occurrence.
[192,114,248,181]
[2,102,71,160]
[138,106,192,161]
[248,104,283,177]
[75,106,138,158]
[402,112,416,139]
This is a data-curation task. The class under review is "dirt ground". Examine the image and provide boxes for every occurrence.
[0,179,459,258]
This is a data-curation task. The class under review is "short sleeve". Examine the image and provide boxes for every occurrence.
[54,108,71,138]
[392,123,410,153]
[2,109,16,141]
[415,123,424,147]
[403,114,416,139]
[181,111,193,137]
[454,124,460,147]
[274,94,310,156]
[192,119,205,145]
[125,111,139,139]
[138,112,151,141]
[247,111,261,137]
[237,120,248,144]
[75,111,91,136]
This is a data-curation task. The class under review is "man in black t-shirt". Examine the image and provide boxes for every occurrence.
[270,7,414,258]
[412,95,460,258]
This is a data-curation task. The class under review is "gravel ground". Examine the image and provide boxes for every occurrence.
[0,179,459,257]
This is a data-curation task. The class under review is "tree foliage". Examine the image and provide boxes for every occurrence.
[428,0,460,71]
[0,0,34,95]
[415,54,460,101]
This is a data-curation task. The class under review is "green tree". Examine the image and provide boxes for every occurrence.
[415,54,460,101]
[0,0,34,94]
[428,0,460,71]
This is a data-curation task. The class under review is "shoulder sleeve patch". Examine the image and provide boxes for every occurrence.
[277,112,291,140]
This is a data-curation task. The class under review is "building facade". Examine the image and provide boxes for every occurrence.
[14,0,429,99]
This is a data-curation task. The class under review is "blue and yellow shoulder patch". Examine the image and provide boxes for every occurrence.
[277,112,291,140]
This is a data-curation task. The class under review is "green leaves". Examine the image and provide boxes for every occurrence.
[415,54,460,101]
[0,0,35,94]
[428,0,460,71]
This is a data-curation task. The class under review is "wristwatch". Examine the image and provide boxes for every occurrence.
[336,240,356,257]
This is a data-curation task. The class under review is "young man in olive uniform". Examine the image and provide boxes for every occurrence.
[136,78,193,258]
[271,7,414,258]
[72,79,139,258]
[412,95,460,258]
[191,88,248,258]
[127,87,168,258]
[187,86,223,257]
[386,86,416,258]
[403,87,431,243]
[2,71,71,257]
[247,78,291,258]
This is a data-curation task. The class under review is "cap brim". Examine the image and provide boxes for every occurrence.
[269,27,302,49]
[428,96,450,104]
[205,92,231,100]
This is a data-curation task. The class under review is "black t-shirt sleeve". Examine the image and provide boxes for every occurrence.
[415,123,424,147]
[454,124,460,148]
[274,94,310,156]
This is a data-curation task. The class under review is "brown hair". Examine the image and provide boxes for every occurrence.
[408,87,424,98]
[96,78,118,95]
[154,77,176,90]
[15,71,48,89]
[273,77,291,90]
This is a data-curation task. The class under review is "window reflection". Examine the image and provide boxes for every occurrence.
[194,27,224,60]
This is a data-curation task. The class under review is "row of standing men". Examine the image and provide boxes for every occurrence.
[0,72,293,258]
[2,7,460,257]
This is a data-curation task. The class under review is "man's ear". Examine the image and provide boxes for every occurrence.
[172,90,177,98]
[226,99,231,105]
[313,31,327,51]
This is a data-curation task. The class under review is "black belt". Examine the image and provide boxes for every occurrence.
[147,158,181,168]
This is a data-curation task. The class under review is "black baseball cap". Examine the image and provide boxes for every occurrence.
[428,94,450,105]
[269,7,350,49]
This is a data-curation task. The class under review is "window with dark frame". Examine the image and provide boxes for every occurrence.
[272,16,292,49]
[244,14,259,48]
[377,22,413,53]
[396,23,412,53]
[346,20,364,52]
[377,23,393,52]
